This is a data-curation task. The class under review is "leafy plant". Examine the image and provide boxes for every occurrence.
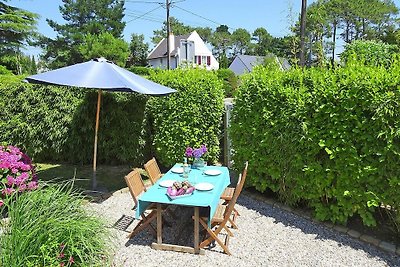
[0,76,148,165]
[0,145,38,206]
[341,40,398,68]
[0,181,110,266]
[146,68,224,166]
[215,68,238,97]
[231,63,400,231]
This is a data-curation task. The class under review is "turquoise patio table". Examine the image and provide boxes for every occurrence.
[136,164,230,254]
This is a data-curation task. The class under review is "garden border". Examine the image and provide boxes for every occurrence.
[241,190,400,256]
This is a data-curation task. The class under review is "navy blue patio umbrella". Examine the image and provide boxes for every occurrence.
[26,57,176,179]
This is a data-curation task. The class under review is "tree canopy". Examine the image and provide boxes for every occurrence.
[0,1,38,74]
[41,0,126,68]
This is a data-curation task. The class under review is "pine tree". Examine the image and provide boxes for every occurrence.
[41,0,126,68]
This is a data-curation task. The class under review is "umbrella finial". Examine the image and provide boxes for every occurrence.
[94,57,110,63]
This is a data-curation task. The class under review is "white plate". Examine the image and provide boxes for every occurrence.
[159,180,175,187]
[204,169,222,176]
[171,167,184,174]
[195,182,214,191]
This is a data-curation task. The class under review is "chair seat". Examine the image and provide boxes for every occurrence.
[201,204,226,224]
[220,187,234,201]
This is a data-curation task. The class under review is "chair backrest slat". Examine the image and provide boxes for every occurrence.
[222,161,248,222]
[124,169,146,208]
[144,157,162,185]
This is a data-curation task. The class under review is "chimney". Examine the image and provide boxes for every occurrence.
[168,32,174,54]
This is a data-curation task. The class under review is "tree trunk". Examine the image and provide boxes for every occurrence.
[299,0,307,67]
[331,20,337,65]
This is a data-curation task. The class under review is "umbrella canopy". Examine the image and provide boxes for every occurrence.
[26,57,175,94]
[26,57,176,178]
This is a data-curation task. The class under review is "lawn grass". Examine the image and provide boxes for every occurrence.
[35,163,149,193]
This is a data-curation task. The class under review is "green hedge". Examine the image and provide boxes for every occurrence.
[146,68,225,166]
[231,64,400,227]
[341,40,398,68]
[0,69,224,167]
[0,75,148,165]
[215,68,238,97]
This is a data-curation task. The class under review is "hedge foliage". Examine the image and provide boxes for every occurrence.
[215,68,238,97]
[341,40,398,68]
[231,64,400,227]
[146,68,225,166]
[0,75,148,165]
[0,68,224,167]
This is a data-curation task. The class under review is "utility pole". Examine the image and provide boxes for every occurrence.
[299,0,307,67]
[166,0,171,70]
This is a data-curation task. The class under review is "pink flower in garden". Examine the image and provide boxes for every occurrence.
[2,187,15,195]
[60,262,65,267]
[11,168,18,174]
[68,256,74,264]
[18,184,27,192]
[27,181,38,190]
[0,200,3,207]
[60,243,65,250]
[58,252,65,258]
[6,176,15,186]
[18,172,29,183]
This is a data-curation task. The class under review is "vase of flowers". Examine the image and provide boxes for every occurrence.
[185,144,207,169]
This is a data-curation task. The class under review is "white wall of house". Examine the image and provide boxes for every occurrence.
[186,31,219,70]
[148,57,178,69]
[147,31,219,70]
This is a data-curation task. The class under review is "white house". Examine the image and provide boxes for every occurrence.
[147,31,219,70]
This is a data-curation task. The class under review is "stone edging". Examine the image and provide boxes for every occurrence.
[241,190,400,256]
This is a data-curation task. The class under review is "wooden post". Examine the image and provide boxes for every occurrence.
[157,204,162,244]
[194,207,200,254]
[93,89,102,172]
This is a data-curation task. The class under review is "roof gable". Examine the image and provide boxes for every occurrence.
[147,33,191,60]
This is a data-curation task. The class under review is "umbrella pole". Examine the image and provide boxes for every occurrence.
[93,89,102,189]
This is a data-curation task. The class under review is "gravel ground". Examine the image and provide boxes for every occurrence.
[88,191,400,267]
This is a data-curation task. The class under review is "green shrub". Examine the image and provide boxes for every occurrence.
[215,68,238,97]
[128,66,158,76]
[0,182,110,266]
[340,40,398,67]
[231,64,400,229]
[0,76,148,165]
[0,65,12,75]
[146,68,225,166]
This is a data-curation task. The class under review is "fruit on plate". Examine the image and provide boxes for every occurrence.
[167,181,195,196]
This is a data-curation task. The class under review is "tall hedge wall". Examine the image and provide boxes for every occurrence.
[230,65,400,226]
[0,75,148,165]
[146,68,225,166]
[0,69,224,167]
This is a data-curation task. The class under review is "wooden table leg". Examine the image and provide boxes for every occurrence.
[152,204,204,255]
[194,207,200,254]
[157,203,162,244]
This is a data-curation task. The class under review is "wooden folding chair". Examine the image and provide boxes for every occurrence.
[197,173,245,255]
[220,161,248,228]
[124,169,157,239]
[144,157,163,185]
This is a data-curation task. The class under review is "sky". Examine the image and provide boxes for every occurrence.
[7,0,400,57]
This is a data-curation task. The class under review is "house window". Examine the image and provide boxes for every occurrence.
[160,58,163,64]
[207,56,211,66]
[202,56,207,65]
[197,56,201,65]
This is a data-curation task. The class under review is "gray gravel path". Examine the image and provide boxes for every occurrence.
[88,191,400,267]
